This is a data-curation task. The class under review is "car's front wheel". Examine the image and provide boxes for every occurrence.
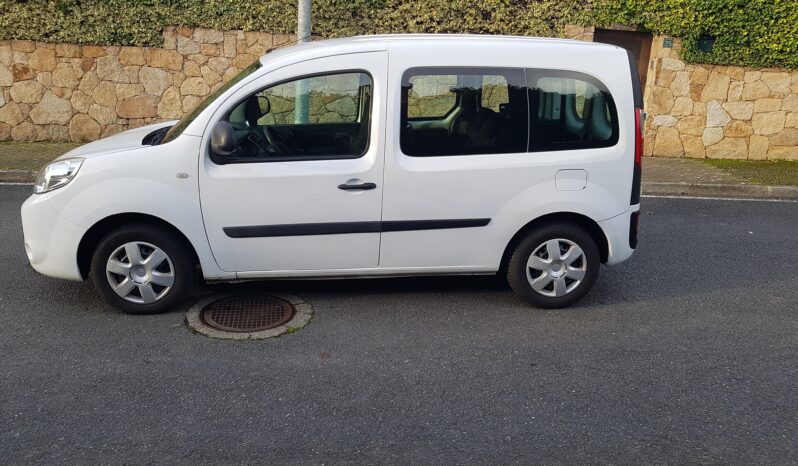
[90,224,194,314]
[507,223,600,308]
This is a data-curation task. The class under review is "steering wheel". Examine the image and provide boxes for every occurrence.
[261,124,280,149]
[224,120,266,157]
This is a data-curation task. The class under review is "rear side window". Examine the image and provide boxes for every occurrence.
[527,70,618,152]
[407,74,457,118]
[401,67,528,157]
[481,75,509,112]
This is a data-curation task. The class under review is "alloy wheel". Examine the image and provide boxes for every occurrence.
[525,238,587,298]
[105,241,175,304]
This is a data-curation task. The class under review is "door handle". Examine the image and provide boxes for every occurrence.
[338,182,377,191]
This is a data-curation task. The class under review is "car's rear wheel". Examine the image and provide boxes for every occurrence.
[90,224,194,314]
[507,223,600,308]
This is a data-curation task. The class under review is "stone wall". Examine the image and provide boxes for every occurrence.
[644,36,798,160]
[0,27,294,142]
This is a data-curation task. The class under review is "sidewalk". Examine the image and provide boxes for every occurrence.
[0,142,796,200]
[0,142,79,183]
[642,157,798,200]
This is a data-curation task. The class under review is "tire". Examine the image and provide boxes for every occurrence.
[90,223,195,314]
[506,223,600,309]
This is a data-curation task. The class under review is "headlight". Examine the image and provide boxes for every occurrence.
[33,158,84,194]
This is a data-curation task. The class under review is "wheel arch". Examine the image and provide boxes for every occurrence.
[77,212,201,280]
[499,212,610,273]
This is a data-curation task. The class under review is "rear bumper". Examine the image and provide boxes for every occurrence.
[598,205,640,265]
[21,194,85,281]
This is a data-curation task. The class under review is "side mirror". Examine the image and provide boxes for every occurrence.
[210,121,237,161]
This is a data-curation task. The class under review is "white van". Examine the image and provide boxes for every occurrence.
[21,35,643,314]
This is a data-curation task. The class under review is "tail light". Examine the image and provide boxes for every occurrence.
[630,107,643,205]
[634,107,644,166]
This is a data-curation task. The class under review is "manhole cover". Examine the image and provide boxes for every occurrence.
[201,295,295,332]
[186,293,313,340]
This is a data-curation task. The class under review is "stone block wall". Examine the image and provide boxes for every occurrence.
[0,27,295,142]
[645,36,798,160]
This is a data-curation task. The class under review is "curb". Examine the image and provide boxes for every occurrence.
[0,170,36,183]
[643,181,798,200]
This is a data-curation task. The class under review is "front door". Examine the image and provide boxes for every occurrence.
[199,52,388,273]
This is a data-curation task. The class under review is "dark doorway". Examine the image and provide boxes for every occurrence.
[593,29,653,89]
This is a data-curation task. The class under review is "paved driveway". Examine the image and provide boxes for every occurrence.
[1,185,796,464]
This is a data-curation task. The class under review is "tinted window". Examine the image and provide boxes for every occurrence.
[401,67,528,157]
[481,75,509,112]
[258,73,364,125]
[221,71,372,162]
[527,70,618,151]
[407,74,457,118]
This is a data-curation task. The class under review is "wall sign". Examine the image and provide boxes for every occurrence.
[663,38,673,48]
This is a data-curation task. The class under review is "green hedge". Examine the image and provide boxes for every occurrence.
[0,0,574,45]
[1,0,796,69]
[583,0,798,69]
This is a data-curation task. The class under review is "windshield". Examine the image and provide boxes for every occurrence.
[160,60,262,144]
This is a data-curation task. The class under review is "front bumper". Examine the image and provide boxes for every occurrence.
[598,205,640,266]
[21,194,86,281]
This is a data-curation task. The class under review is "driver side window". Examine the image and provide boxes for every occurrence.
[226,71,372,161]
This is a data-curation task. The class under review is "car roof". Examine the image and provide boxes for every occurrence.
[259,33,623,66]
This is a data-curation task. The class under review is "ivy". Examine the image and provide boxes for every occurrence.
[0,0,795,69]
[584,0,798,68]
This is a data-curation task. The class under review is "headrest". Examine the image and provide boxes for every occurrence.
[245,96,269,124]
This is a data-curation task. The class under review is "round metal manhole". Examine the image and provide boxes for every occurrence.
[186,293,313,340]
[201,295,295,332]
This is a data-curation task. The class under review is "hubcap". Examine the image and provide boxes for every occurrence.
[106,241,175,304]
[130,265,148,283]
[525,238,587,298]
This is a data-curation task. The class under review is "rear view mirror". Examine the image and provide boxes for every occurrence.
[210,121,237,162]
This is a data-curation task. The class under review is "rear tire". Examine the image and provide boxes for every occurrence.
[90,224,194,314]
[507,223,600,308]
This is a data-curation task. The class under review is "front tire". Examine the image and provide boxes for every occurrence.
[90,224,194,314]
[507,223,600,308]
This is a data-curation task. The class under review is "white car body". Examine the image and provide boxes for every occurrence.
[21,35,641,305]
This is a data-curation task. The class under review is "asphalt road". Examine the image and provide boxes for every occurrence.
[1,185,796,465]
